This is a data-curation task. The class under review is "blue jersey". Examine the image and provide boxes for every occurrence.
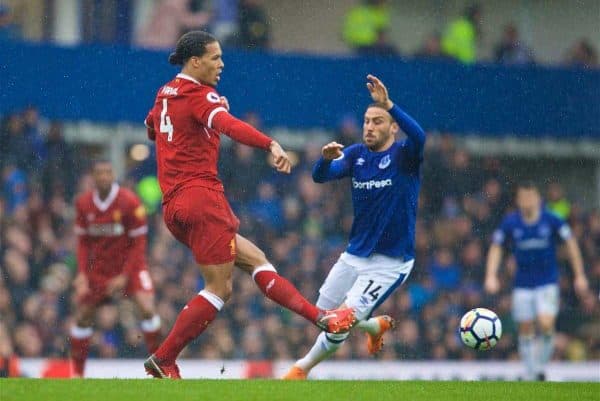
[312,104,426,260]
[492,209,572,288]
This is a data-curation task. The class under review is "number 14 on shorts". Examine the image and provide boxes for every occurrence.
[363,280,382,301]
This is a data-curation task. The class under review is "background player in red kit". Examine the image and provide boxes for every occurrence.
[69,160,161,377]
[143,30,356,379]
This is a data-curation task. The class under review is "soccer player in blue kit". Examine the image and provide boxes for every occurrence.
[485,182,589,381]
[284,75,426,379]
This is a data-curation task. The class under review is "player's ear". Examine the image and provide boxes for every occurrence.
[390,121,399,135]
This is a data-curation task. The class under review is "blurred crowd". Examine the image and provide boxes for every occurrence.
[1,0,598,68]
[1,107,599,368]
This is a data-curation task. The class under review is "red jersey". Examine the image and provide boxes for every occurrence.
[74,184,148,278]
[145,73,272,203]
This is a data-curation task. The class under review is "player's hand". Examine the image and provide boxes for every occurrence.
[484,275,501,295]
[106,274,128,296]
[220,96,230,111]
[574,274,589,298]
[366,74,393,110]
[269,141,292,174]
[321,142,344,160]
[73,273,89,299]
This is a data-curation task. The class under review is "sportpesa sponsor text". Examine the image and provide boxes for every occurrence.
[352,178,393,190]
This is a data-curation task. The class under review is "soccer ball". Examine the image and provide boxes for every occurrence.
[459,308,502,350]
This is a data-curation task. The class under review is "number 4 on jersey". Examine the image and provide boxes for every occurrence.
[160,98,174,141]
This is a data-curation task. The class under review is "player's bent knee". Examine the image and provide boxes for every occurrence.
[205,285,232,303]
[235,235,268,268]
[518,321,535,335]
[324,332,349,351]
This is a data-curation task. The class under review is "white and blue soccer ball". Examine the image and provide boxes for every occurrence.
[459,308,502,351]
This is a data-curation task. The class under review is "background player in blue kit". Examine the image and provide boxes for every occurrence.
[485,182,589,381]
[283,74,426,379]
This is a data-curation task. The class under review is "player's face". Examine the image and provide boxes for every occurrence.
[516,188,541,215]
[193,41,224,87]
[363,107,398,151]
[93,162,114,193]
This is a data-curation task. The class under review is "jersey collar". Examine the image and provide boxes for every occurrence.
[93,183,119,212]
[176,73,201,86]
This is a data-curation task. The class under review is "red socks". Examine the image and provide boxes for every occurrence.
[253,268,320,323]
[140,315,162,354]
[69,326,93,377]
[154,291,221,363]
[70,337,90,377]
[143,330,161,354]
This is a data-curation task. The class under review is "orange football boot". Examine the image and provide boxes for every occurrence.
[282,365,308,380]
[366,315,395,355]
[316,307,357,333]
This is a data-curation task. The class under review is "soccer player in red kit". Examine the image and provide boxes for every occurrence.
[69,160,161,377]
[143,31,356,379]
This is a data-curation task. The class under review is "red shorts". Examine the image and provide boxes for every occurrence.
[163,186,239,265]
[80,269,154,306]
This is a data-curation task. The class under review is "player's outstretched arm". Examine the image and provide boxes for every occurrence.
[211,111,290,174]
[484,243,503,294]
[565,237,589,297]
[312,142,350,183]
[366,74,426,155]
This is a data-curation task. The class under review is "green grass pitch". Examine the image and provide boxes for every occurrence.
[1,379,598,401]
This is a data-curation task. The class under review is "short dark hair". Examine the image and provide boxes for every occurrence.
[168,31,218,66]
[366,102,396,122]
[90,158,112,171]
[516,180,539,191]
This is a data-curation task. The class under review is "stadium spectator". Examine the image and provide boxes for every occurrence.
[414,32,451,61]
[80,0,132,44]
[22,105,48,173]
[0,320,20,377]
[359,29,400,57]
[0,4,20,42]
[546,182,571,219]
[211,0,239,44]
[334,114,361,146]
[564,38,598,69]
[429,248,462,291]
[342,0,391,55]
[2,164,27,213]
[0,114,31,172]
[136,0,212,50]
[236,0,270,50]
[441,4,482,64]
[40,122,77,201]
[494,23,535,65]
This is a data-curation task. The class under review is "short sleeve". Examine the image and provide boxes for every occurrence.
[549,212,572,241]
[125,195,148,238]
[145,110,156,141]
[492,217,510,245]
[189,87,228,129]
